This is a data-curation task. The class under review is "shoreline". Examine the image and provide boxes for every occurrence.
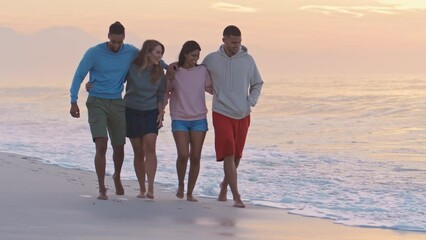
[0,151,424,240]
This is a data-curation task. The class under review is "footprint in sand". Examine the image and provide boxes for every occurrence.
[79,195,93,198]
[113,198,128,203]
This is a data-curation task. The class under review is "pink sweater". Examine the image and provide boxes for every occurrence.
[165,65,213,120]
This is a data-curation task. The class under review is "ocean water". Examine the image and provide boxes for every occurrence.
[0,75,425,232]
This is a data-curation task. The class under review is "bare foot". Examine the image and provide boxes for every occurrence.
[97,189,108,200]
[233,197,245,208]
[146,191,154,199]
[146,185,154,199]
[187,195,198,202]
[113,174,124,195]
[233,202,245,208]
[176,186,184,199]
[137,191,146,199]
[218,182,227,201]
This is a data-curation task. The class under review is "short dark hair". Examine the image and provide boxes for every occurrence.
[223,25,241,37]
[109,21,125,35]
[178,40,201,67]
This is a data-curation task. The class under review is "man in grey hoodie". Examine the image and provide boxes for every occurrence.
[202,25,263,208]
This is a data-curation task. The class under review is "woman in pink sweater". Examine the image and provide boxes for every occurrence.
[165,41,213,202]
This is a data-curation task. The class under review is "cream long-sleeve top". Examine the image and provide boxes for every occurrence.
[165,65,213,121]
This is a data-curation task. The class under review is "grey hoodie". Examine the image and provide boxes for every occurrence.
[202,45,263,119]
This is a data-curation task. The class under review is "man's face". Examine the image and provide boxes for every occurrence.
[107,33,125,52]
[222,35,242,56]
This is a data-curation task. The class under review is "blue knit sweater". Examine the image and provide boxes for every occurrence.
[70,42,138,103]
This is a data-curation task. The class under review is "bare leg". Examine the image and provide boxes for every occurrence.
[112,145,124,195]
[130,138,146,198]
[94,137,108,200]
[223,155,244,208]
[186,131,206,202]
[218,157,241,201]
[218,179,228,201]
[173,131,189,199]
[144,133,157,199]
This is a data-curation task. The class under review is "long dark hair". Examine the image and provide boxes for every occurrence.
[178,40,201,67]
[133,39,165,84]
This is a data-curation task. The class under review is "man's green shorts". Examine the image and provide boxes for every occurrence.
[85,96,126,146]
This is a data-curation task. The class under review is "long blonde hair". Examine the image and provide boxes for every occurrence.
[133,39,165,84]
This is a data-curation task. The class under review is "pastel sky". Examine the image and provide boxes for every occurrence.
[1,0,426,75]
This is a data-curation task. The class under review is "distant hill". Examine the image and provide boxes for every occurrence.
[0,26,145,85]
[0,26,100,83]
[1,25,424,85]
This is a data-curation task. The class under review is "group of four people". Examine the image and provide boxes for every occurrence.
[69,21,263,208]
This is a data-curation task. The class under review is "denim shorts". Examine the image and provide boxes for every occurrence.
[171,119,208,132]
[125,108,159,138]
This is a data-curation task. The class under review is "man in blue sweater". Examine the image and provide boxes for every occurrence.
[69,21,138,200]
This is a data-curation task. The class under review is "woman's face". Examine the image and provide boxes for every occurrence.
[184,49,200,68]
[148,45,163,65]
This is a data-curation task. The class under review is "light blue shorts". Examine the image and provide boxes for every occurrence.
[171,119,208,132]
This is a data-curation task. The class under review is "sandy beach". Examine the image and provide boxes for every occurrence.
[0,152,423,240]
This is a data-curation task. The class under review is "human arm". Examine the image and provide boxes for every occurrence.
[84,71,128,91]
[85,82,93,91]
[69,50,93,117]
[205,69,213,95]
[248,62,263,107]
[70,50,93,103]
[160,59,168,70]
[156,102,165,129]
[163,73,174,109]
[164,62,178,107]
[156,76,167,128]
[69,102,80,118]
[165,61,178,80]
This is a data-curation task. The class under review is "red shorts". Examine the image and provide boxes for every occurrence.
[212,112,250,161]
